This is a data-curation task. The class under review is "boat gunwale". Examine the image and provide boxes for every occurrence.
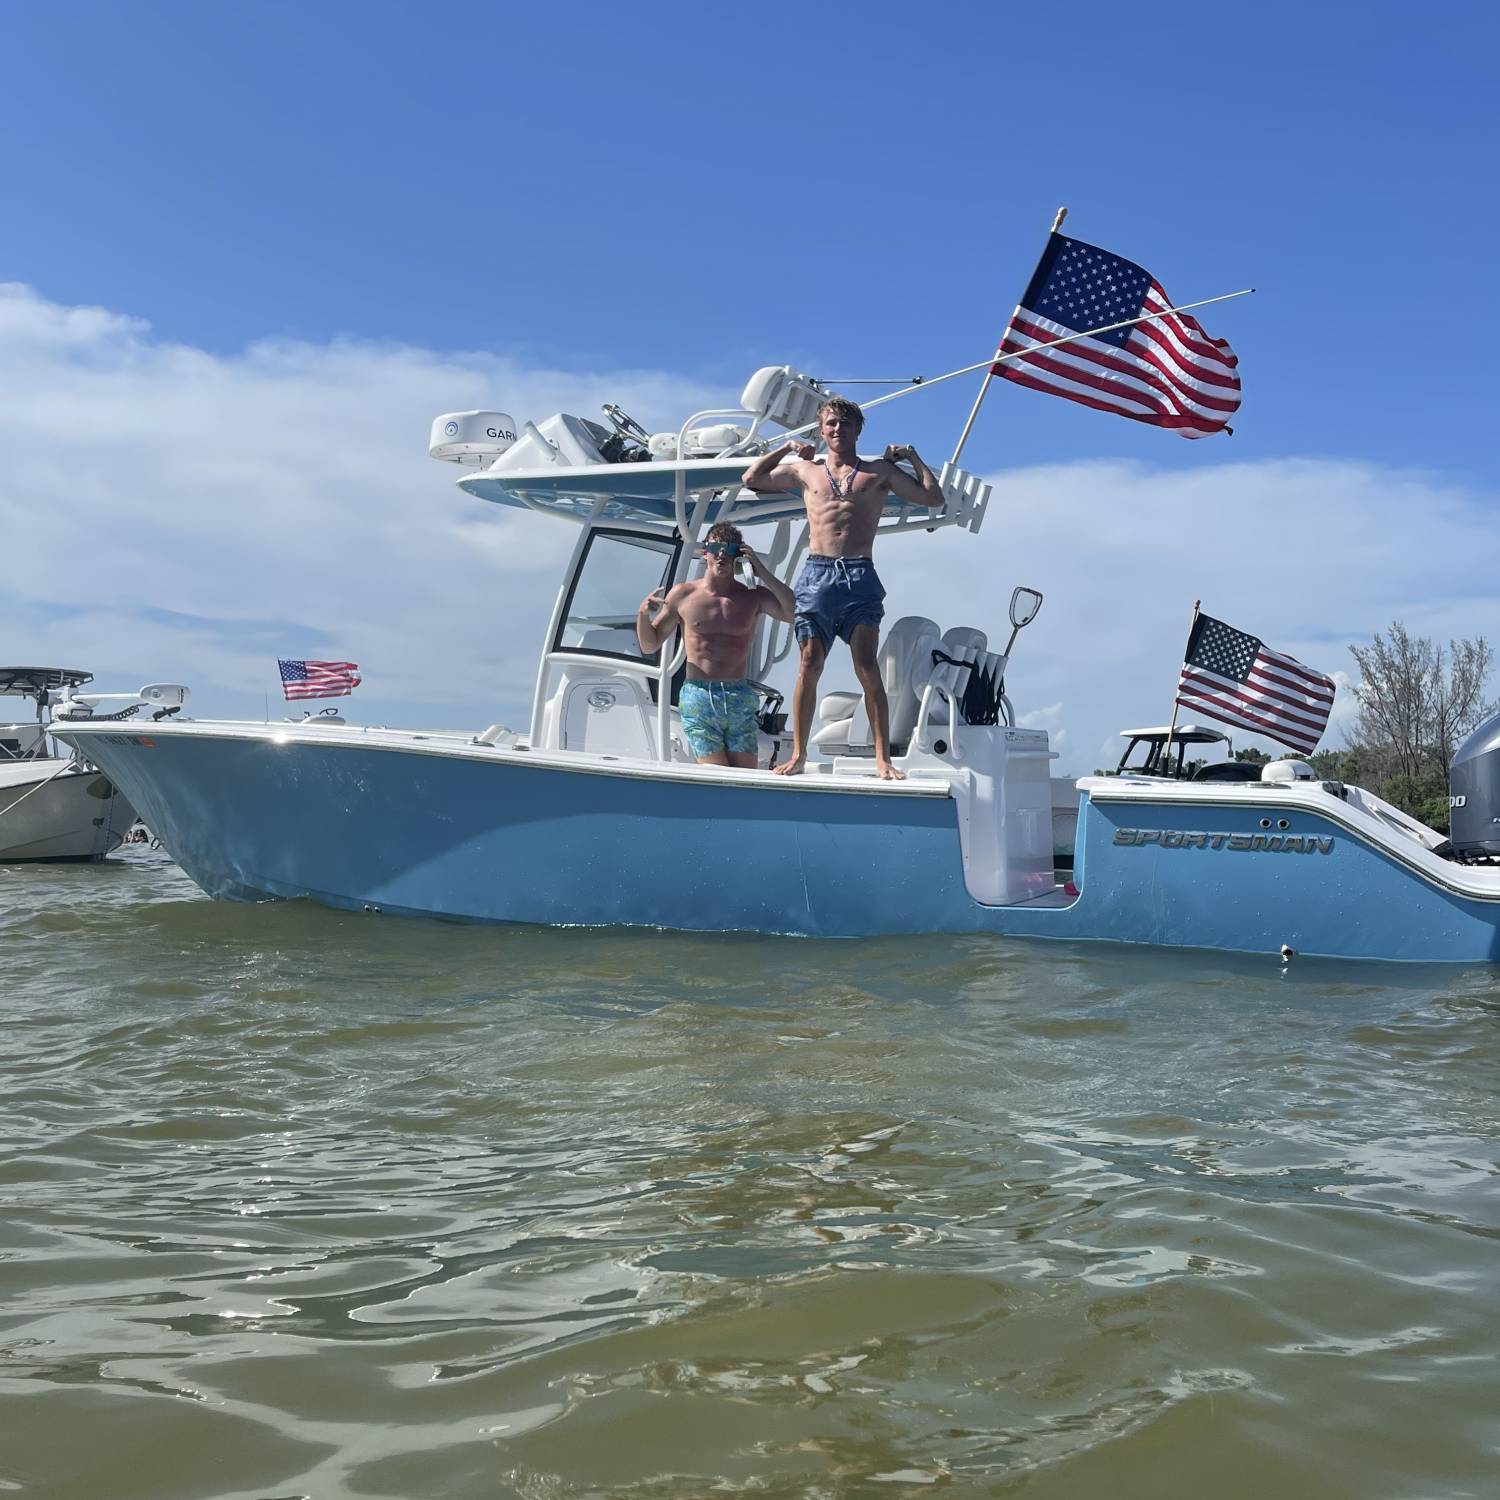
[54,719,960,799]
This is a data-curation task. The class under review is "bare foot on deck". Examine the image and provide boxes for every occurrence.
[773,754,807,776]
[875,760,906,781]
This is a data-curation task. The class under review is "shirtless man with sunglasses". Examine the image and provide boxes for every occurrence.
[636,521,796,768]
[742,396,944,779]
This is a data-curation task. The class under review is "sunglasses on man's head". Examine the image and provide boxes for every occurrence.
[703,542,741,557]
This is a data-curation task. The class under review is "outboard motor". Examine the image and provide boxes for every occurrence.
[1448,707,1500,859]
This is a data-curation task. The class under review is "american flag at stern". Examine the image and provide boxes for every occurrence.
[1175,615,1334,755]
[994,233,1241,438]
[278,659,362,700]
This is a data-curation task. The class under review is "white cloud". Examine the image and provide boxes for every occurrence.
[4,283,1497,766]
[1018,701,1067,752]
[869,457,1500,775]
[0,283,727,723]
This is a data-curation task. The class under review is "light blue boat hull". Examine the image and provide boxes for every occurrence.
[1072,793,1500,964]
[62,728,1500,963]
[75,730,973,936]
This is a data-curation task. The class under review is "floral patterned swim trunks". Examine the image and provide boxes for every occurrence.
[680,679,760,759]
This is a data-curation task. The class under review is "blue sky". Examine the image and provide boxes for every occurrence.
[4,2,1497,766]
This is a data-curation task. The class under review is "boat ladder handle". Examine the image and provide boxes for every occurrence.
[914,648,969,750]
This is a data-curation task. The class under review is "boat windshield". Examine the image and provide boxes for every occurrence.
[555,529,678,662]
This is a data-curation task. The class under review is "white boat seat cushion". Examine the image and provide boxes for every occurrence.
[817,690,860,723]
[940,625,987,671]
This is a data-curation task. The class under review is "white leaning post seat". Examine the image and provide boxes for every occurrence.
[739,366,827,434]
[812,616,941,754]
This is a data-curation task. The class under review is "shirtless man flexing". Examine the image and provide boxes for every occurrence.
[742,396,944,778]
[636,521,796,768]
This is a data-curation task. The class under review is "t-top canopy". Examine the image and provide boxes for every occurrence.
[457,456,988,535]
[460,458,804,527]
[0,667,94,698]
[1118,724,1229,745]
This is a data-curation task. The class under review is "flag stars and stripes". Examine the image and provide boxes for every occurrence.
[992,230,1241,438]
[1174,613,1334,755]
[1191,618,1259,680]
[278,659,362,701]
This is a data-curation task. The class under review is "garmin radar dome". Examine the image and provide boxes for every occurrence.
[1447,705,1500,860]
[1262,758,1317,784]
[429,411,519,466]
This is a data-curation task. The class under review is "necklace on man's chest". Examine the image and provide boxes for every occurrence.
[825,457,860,500]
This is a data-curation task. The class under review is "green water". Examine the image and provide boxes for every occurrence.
[2,849,1498,1498]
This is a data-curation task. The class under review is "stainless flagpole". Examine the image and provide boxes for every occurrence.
[949,205,1069,466]
[770,287,1255,442]
[872,289,1251,414]
[1163,598,1202,771]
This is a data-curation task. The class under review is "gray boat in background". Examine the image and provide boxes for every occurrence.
[0,667,147,861]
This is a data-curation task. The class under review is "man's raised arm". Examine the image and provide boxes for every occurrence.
[636,586,682,654]
[743,440,814,494]
[740,544,796,624]
[882,444,946,509]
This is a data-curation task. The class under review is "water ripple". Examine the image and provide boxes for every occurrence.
[2,861,1498,1495]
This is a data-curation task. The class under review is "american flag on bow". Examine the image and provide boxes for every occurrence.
[1175,615,1334,755]
[278,659,362,700]
[993,233,1241,438]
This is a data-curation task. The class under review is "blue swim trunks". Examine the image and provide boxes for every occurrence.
[793,555,886,649]
[680,678,760,759]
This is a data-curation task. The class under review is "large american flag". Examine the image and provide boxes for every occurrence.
[1175,615,1334,755]
[993,233,1241,438]
[278,659,362,700]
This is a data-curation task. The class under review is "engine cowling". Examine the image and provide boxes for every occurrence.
[1448,707,1500,859]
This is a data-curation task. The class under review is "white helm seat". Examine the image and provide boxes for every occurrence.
[739,366,827,433]
[816,689,860,722]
